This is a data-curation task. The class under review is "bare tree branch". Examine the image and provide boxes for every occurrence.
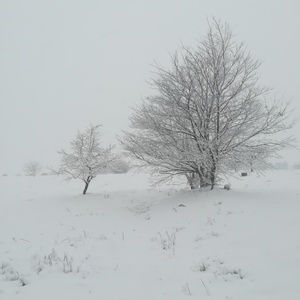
[55,124,115,194]
[119,19,295,189]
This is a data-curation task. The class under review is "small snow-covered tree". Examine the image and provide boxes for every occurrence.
[120,19,294,189]
[56,124,115,194]
[23,161,43,176]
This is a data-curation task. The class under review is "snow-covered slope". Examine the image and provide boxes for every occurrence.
[0,171,299,299]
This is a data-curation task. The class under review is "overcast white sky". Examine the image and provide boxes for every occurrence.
[1,0,299,174]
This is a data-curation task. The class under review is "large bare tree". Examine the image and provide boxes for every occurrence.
[56,124,115,194]
[120,19,294,189]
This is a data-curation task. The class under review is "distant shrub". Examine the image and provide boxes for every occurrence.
[110,158,130,174]
[292,162,300,170]
[273,161,289,170]
[23,161,43,176]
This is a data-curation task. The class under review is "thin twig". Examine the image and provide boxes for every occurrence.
[200,279,210,296]
[115,263,119,271]
[185,283,192,295]
[20,238,31,243]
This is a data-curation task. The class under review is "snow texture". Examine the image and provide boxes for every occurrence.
[0,170,299,299]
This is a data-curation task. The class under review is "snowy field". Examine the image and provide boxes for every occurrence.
[0,170,299,300]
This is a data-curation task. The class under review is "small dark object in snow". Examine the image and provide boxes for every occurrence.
[19,278,28,286]
[241,172,247,177]
[179,204,186,207]
[224,184,231,191]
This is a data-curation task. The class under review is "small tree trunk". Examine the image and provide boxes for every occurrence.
[83,181,89,194]
[250,161,254,172]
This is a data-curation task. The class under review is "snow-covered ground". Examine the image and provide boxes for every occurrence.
[0,170,299,300]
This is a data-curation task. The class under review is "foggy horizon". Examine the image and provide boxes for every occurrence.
[1,0,299,174]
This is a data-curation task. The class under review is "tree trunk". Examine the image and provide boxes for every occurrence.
[190,182,198,189]
[210,161,217,190]
[186,173,200,189]
[200,176,210,188]
[199,167,209,188]
[210,174,215,190]
[83,181,89,194]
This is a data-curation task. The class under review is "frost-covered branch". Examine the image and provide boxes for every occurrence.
[119,19,295,189]
[55,124,115,194]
